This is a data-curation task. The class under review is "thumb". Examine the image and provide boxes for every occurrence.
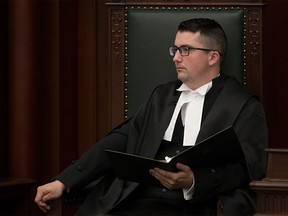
[41,192,55,203]
[176,162,191,172]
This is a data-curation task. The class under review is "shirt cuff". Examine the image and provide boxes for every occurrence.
[182,172,195,200]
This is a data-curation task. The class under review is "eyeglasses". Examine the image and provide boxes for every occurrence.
[168,46,222,57]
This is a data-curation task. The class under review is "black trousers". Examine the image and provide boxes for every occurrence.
[105,185,218,216]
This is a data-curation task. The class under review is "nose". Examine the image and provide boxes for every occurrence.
[173,50,182,62]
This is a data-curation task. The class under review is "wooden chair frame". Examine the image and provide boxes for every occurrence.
[48,1,265,215]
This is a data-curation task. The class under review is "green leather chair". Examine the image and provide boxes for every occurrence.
[107,4,263,122]
[107,4,263,214]
[125,7,245,117]
[48,2,263,216]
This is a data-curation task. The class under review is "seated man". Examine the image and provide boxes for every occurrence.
[35,18,268,216]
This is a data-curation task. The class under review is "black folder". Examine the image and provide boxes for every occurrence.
[105,126,244,185]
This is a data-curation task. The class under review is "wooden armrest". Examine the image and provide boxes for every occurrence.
[0,178,37,215]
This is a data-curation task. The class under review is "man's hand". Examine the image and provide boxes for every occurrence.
[34,180,65,213]
[149,162,194,190]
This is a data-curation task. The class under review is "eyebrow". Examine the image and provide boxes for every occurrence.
[174,43,192,47]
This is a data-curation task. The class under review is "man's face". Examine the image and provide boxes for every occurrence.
[172,31,212,89]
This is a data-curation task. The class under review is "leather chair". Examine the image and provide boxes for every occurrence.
[48,1,264,215]
[107,1,263,123]
[124,6,246,117]
[107,4,263,215]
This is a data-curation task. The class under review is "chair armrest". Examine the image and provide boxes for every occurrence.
[47,177,103,215]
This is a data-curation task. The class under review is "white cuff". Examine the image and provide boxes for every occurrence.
[182,172,195,200]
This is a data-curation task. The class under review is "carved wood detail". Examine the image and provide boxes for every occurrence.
[109,7,126,126]
[109,0,263,4]
[244,6,263,98]
[247,8,261,62]
[111,10,124,58]
[250,149,288,216]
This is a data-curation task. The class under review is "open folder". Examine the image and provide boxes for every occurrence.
[105,126,244,185]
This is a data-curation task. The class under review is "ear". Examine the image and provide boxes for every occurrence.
[208,51,221,66]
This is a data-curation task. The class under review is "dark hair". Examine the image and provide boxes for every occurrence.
[178,18,227,65]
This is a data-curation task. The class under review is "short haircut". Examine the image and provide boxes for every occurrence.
[178,18,227,65]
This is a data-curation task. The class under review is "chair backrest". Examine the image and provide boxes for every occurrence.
[107,2,263,124]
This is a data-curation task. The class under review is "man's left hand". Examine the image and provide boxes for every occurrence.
[149,162,194,190]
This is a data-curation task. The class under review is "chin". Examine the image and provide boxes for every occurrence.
[177,74,186,82]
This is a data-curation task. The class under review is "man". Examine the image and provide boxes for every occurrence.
[35,18,268,215]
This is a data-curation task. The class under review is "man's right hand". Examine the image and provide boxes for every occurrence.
[34,180,65,213]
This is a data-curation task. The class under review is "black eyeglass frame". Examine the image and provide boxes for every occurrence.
[168,46,222,57]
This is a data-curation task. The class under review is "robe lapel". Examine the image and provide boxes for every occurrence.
[196,79,251,143]
[137,91,181,158]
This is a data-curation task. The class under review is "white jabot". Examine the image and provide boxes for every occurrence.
[163,82,212,146]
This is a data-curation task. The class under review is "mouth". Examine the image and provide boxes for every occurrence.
[176,67,185,72]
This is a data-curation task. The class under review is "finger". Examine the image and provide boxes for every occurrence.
[38,206,48,213]
[42,193,53,203]
[176,163,191,172]
[151,169,177,189]
[153,167,172,177]
[37,200,51,213]
[34,190,45,204]
[150,169,167,182]
[35,191,53,212]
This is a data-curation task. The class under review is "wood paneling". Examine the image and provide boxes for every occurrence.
[8,0,40,179]
[0,179,37,215]
[0,0,9,179]
[0,0,288,214]
[250,149,288,215]
[262,0,288,148]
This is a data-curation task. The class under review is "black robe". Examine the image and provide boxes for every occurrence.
[56,75,268,216]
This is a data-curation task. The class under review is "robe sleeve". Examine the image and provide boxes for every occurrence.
[55,118,132,193]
